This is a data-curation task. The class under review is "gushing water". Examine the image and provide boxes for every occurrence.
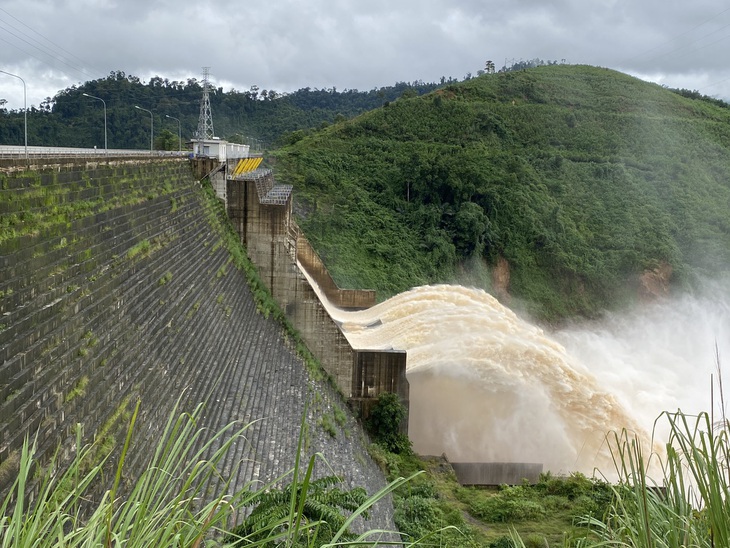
[303,265,729,474]
[330,285,651,472]
[554,283,730,452]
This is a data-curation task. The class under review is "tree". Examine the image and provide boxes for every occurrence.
[154,128,177,151]
[452,201,490,256]
[366,392,411,454]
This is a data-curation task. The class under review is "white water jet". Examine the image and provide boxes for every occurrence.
[302,264,730,475]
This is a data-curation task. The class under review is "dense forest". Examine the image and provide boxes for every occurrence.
[0,70,446,150]
[272,65,730,322]
[4,63,729,322]
[0,59,578,151]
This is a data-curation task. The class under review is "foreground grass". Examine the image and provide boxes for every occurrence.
[3,395,729,546]
[0,400,412,547]
[7,404,719,546]
[581,408,730,548]
[369,400,730,548]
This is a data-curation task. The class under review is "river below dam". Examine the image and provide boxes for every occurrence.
[302,266,730,475]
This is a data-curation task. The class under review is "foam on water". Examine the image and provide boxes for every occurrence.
[302,264,730,474]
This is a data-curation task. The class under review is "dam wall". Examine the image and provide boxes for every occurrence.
[225,170,409,420]
[295,234,376,309]
[1,158,195,472]
[0,158,396,531]
[450,462,543,486]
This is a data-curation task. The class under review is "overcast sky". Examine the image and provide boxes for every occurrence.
[1,0,730,110]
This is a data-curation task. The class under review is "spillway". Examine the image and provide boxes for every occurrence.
[334,285,652,472]
[301,266,727,475]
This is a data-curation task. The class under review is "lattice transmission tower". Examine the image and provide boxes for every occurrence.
[196,67,215,140]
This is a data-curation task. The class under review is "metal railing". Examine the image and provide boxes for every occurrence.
[0,145,189,159]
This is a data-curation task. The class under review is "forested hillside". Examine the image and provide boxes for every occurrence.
[0,71,442,150]
[273,65,730,321]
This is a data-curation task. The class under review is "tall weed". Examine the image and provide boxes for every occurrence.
[582,404,730,546]
[0,399,415,547]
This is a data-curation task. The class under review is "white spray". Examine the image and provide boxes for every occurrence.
[554,281,730,448]
[303,264,730,475]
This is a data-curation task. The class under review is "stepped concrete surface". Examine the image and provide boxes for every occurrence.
[0,158,395,533]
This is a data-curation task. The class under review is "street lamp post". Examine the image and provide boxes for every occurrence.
[83,92,107,154]
[134,105,153,152]
[0,69,27,161]
[165,114,181,152]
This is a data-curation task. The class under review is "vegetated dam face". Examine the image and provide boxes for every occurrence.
[0,159,394,531]
[322,283,726,475]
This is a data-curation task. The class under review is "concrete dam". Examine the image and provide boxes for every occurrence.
[0,154,401,529]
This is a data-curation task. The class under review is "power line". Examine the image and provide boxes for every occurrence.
[0,7,101,82]
[0,21,91,79]
[701,75,730,91]
[622,6,730,65]
[639,20,730,68]
[0,7,99,75]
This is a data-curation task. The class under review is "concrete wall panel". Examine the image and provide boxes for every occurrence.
[451,462,543,486]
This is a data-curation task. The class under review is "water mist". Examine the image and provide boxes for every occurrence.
[304,264,730,476]
[554,279,730,447]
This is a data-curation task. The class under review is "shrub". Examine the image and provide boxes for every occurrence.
[319,414,337,438]
[467,495,545,523]
[393,495,442,540]
[333,405,347,427]
[536,471,594,499]
[226,475,369,546]
[489,536,515,548]
[366,392,411,454]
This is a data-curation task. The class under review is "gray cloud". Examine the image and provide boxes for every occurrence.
[1,0,729,109]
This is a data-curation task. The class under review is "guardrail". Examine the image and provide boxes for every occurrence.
[0,145,189,159]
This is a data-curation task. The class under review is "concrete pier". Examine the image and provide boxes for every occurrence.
[225,168,409,421]
[450,462,544,486]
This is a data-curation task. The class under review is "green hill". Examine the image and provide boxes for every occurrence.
[273,64,730,321]
[0,72,442,151]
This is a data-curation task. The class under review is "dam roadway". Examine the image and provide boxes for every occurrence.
[0,154,395,531]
